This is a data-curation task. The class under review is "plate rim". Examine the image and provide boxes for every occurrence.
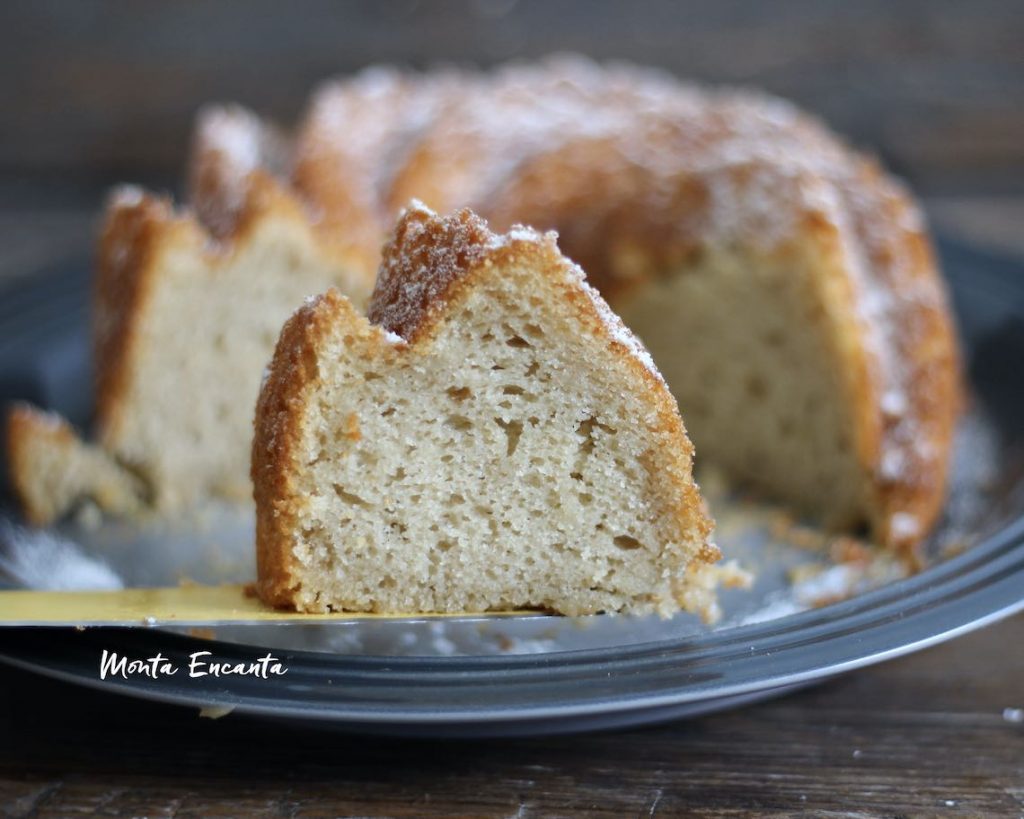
[0,514,1021,725]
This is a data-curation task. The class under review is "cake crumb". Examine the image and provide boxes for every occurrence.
[199,705,235,720]
[829,535,873,565]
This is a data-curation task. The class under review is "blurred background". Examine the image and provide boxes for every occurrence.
[0,0,1022,279]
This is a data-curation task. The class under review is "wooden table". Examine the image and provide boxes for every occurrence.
[0,614,1019,816]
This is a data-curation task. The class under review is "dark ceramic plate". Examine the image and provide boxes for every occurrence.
[0,236,1022,737]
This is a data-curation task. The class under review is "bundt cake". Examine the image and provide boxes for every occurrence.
[226,57,962,554]
[253,203,737,617]
[7,56,960,560]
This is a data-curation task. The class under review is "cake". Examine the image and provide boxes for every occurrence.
[253,204,733,617]
[7,56,960,558]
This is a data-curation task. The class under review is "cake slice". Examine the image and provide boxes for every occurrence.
[252,204,735,618]
[5,171,374,525]
[5,405,146,526]
[92,177,355,510]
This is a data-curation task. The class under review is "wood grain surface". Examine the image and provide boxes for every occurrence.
[1,0,1023,195]
[0,614,1020,817]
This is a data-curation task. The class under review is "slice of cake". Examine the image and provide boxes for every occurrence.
[93,176,380,511]
[5,170,374,525]
[252,204,733,617]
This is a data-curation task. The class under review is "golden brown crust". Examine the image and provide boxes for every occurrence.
[250,294,310,606]
[93,186,178,450]
[189,100,383,280]
[840,160,962,555]
[290,71,416,272]
[253,205,715,610]
[367,204,508,342]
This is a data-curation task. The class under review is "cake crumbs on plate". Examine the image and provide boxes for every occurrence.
[199,705,235,720]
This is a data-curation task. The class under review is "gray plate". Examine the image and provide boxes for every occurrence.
[0,236,1022,736]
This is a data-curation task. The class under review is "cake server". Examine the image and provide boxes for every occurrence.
[0,584,544,626]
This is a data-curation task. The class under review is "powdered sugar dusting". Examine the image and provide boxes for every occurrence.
[197,105,266,172]
[505,225,548,244]
[191,104,290,236]
[368,201,511,339]
[0,522,123,591]
[367,202,574,341]
[889,512,922,541]
[109,185,146,209]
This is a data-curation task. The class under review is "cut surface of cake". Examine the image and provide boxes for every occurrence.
[92,178,361,510]
[6,172,372,524]
[252,204,729,617]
